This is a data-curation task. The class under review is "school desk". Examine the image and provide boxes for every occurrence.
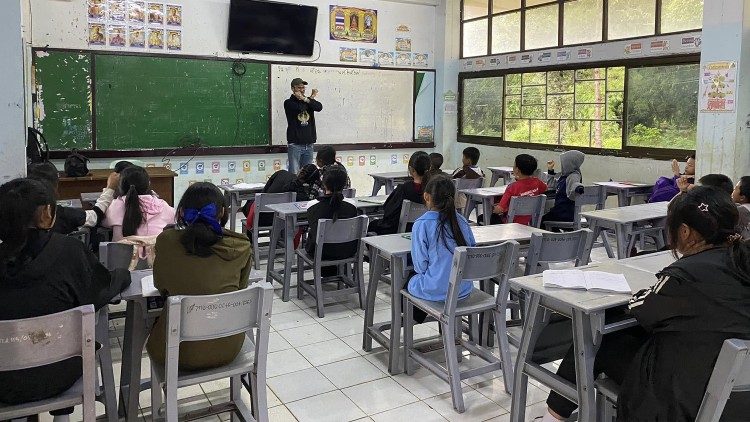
[459,185,509,226]
[265,196,389,302]
[80,191,101,209]
[508,261,659,422]
[488,166,514,186]
[581,201,669,259]
[57,198,82,208]
[369,171,412,196]
[594,181,654,207]
[117,269,263,419]
[619,250,676,273]
[362,223,549,374]
[218,183,266,232]
[58,167,177,205]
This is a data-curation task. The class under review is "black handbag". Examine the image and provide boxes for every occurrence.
[26,127,49,164]
[64,149,90,177]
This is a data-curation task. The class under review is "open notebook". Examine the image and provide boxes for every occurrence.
[542,270,632,293]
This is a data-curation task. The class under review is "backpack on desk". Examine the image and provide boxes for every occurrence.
[64,149,90,177]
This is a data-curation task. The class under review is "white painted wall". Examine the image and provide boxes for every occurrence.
[0,0,27,183]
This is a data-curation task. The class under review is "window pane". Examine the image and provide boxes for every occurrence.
[493,0,521,13]
[608,0,656,40]
[525,4,559,50]
[492,12,521,54]
[522,72,546,85]
[661,0,703,33]
[600,121,623,149]
[522,105,546,119]
[548,94,574,119]
[505,119,530,142]
[461,77,504,136]
[564,0,603,45]
[463,20,489,57]
[575,80,605,104]
[522,86,546,105]
[505,95,521,117]
[506,74,522,94]
[607,67,625,91]
[530,120,559,144]
[606,92,624,120]
[527,0,556,6]
[626,64,698,150]
[561,120,592,147]
[464,0,489,20]
[547,70,574,94]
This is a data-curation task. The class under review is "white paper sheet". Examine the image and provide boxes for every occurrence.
[231,183,265,190]
[140,274,159,297]
[543,270,631,293]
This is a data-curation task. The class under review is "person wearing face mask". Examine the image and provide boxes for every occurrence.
[539,186,750,422]
[0,178,131,408]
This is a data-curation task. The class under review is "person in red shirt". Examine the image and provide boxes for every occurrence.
[490,154,547,225]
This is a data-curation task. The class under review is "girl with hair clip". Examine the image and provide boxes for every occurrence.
[407,174,477,323]
[0,178,130,408]
[540,186,750,422]
[305,167,358,277]
[147,182,253,370]
[102,166,175,241]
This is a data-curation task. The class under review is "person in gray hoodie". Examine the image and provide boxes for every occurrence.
[541,150,585,224]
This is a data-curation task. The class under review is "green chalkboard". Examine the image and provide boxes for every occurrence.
[34,51,93,150]
[95,55,269,150]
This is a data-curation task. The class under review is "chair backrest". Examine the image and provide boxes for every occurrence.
[453,177,484,190]
[506,195,546,228]
[252,191,296,230]
[572,185,607,227]
[99,241,138,270]
[397,200,428,233]
[696,338,750,422]
[315,215,368,247]
[67,229,90,245]
[444,241,520,316]
[342,188,356,198]
[524,229,594,275]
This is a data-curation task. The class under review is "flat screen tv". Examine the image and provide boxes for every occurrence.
[228,0,318,56]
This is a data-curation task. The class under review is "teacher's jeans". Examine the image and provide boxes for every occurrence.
[288,143,314,174]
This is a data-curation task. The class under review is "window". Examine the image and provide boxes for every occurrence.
[461,77,504,137]
[460,0,701,58]
[458,61,698,156]
[626,63,698,150]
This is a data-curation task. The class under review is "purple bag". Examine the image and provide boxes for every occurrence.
[648,176,679,203]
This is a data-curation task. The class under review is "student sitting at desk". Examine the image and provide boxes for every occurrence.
[314,145,350,195]
[485,154,547,225]
[452,147,485,211]
[648,154,695,203]
[407,174,476,322]
[427,152,448,179]
[147,182,252,370]
[732,176,750,239]
[27,162,119,235]
[541,150,585,225]
[368,151,430,235]
[541,186,750,422]
[102,165,175,241]
[0,178,131,408]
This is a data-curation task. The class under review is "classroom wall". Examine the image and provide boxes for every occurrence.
[28,0,439,200]
[0,0,26,183]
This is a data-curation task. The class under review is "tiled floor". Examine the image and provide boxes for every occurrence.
[45,240,618,422]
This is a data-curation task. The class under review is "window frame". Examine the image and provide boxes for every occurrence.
[460,0,702,59]
[457,54,699,160]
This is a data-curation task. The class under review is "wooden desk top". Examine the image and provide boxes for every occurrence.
[58,167,176,181]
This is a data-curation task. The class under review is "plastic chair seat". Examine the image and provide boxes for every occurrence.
[151,336,256,389]
[401,289,496,319]
[0,378,84,419]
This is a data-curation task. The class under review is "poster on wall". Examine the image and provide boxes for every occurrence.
[700,61,737,112]
[167,29,182,50]
[88,0,106,21]
[413,53,428,67]
[148,27,165,49]
[128,26,145,47]
[148,2,164,25]
[395,37,411,52]
[329,6,377,43]
[359,48,376,64]
[339,47,358,62]
[377,51,394,66]
[166,4,182,26]
[88,23,106,45]
[128,1,145,23]
[108,0,126,22]
[108,25,126,46]
[395,52,412,66]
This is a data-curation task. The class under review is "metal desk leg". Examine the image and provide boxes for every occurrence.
[388,256,406,374]
[510,293,547,422]
[371,179,383,196]
[228,192,238,232]
[266,215,282,287]
[385,180,396,195]
[281,215,296,302]
[504,174,512,185]
[483,198,493,226]
[363,252,385,351]
[572,309,600,422]
[618,191,628,208]
[118,298,147,421]
[462,196,474,220]
[614,223,629,259]
[490,173,500,187]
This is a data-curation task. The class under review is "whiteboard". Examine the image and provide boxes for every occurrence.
[271,64,414,145]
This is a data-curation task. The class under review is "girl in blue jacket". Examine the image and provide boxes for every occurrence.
[407,174,477,321]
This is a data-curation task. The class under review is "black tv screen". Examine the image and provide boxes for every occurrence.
[228,0,318,56]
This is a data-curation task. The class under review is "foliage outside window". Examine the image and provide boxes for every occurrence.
[461,0,703,58]
[459,63,698,154]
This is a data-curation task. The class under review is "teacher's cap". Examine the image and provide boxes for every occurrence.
[291,78,308,87]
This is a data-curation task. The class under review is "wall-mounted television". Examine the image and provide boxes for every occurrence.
[227,0,318,56]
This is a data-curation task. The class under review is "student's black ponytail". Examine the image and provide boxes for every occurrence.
[0,179,56,277]
[425,174,467,250]
[323,167,348,222]
[177,182,229,257]
[119,166,150,237]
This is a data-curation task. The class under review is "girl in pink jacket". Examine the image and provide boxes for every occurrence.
[102,166,175,241]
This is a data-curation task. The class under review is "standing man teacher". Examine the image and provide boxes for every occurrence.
[284,77,323,174]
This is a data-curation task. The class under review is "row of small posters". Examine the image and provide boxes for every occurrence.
[87,0,182,50]
[340,49,428,67]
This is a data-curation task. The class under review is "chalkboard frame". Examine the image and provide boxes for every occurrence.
[32,47,435,159]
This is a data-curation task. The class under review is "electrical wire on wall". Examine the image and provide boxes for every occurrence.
[231,60,246,145]
[161,134,205,173]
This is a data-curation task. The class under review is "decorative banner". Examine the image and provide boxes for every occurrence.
[700,61,736,113]
[395,37,411,52]
[339,47,358,62]
[346,156,354,167]
[556,51,570,61]
[624,42,642,55]
[359,48,376,64]
[413,53,428,67]
[538,52,551,63]
[681,36,702,49]
[330,6,377,43]
[402,154,409,164]
[395,52,412,66]
[258,160,266,172]
[377,51,394,66]
[520,54,532,64]
[577,48,592,59]
[650,40,669,52]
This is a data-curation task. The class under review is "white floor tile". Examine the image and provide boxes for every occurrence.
[317,356,387,389]
[296,338,360,366]
[269,331,295,353]
[267,349,313,378]
[301,303,358,320]
[273,298,303,314]
[320,314,366,337]
[286,390,366,422]
[362,351,392,374]
[392,366,453,400]
[271,309,320,331]
[277,323,337,348]
[473,378,549,412]
[341,378,419,415]
[269,405,299,422]
[371,401,448,422]
[423,387,507,422]
[268,367,337,403]
[340,333,380,356]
